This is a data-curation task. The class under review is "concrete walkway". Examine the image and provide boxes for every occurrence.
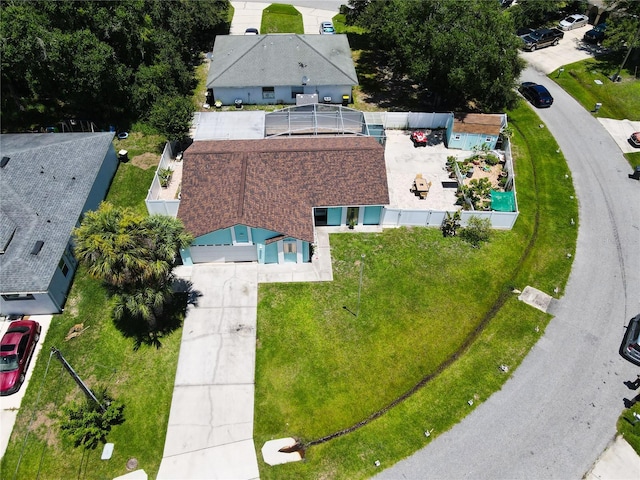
[157,227,337,479]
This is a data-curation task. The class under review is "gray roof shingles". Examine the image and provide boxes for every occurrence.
[207,34,358,88]
[0,133,115,293]
[177,137,389,243]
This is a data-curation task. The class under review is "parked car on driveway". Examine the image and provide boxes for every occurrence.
[244,28,259,35]
[521,28,564,51]
[519,82,554,108]
[559,14,588,31]
[629,132,640,148]
[620,314,640,366]
[319,21,335,34]
[0,320,41,396]
[583,23,606,43]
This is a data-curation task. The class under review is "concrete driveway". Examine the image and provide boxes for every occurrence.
[229,1,338,36]
[522,24,602,75]
[157,264,260,480]
[0,315,53,459]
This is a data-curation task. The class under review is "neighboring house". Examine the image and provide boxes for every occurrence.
[0,133,118,316]
[207,34,358,106]
[446,113,505,150]
[177,137,388,264]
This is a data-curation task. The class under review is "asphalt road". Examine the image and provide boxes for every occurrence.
[375,67,640,479]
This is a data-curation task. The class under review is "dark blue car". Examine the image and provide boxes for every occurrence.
[519,82,553,108]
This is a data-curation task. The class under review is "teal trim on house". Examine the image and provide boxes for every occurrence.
[250,227,280,243]
[363,206,383,225]
[234,225,249,243]
[193,228,233,246]
[303,241,310,262]
[265,243,279,264]
[327,207,343,226]
[179,247,194,266]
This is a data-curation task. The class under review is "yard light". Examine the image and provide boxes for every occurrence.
[556,68,564,78]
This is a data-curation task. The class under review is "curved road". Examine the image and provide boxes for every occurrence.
[376,66,640,479]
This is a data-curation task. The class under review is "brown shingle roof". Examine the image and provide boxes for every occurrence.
[177,137,389,243]
[453,113,502,135]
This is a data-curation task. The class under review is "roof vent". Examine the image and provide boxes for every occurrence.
[0,156,9,168]
[31,240,44,255]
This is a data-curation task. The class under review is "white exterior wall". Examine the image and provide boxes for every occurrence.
[213,85,352,106]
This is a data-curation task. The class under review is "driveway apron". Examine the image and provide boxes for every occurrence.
[157,264,260,480]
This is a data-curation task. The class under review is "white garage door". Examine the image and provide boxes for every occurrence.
[190,245,258,263]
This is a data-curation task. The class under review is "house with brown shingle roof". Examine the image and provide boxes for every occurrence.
[446,113,505,150]
[177,136,388,264]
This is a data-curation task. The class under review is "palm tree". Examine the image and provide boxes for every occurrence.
[74,202,193,332]
[73,202,149,288]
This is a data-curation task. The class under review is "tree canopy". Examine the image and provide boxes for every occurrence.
[73,202,193,330]
[354,0,525,111]
[0,0,230,131]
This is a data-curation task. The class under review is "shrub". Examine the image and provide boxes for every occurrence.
[460,216,491,247]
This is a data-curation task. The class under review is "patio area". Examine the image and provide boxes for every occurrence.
[385,130,470,211]
[157,160,183,200]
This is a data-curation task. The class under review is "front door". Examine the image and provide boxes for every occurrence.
[314,208,328,226]
[347,207,359,227]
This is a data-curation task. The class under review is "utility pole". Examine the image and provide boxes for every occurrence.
[356,254,365,317]
[51,347,105,412]
[612,16,640,82]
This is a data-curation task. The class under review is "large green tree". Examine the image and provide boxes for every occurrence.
[0,0,230,130]
[359,0,525,111]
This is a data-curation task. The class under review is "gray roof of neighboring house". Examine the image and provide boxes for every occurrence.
[0,132,115,294]
[207,34,358,89]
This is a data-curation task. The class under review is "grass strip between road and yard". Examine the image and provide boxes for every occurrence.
[253,101,579,480]
[1,160,179,479]
[550,56,640,122]
[261,3,303,35]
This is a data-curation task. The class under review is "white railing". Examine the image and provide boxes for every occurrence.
[145,142,178,217]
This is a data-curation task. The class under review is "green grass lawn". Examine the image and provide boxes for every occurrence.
[253,101,578,479]
[261,3,303,34]
[1,160,181,479]
[625,151,640,169]
[550,56,640,121]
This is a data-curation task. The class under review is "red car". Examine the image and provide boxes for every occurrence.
[629,132,640,148]
[0,320,41,395]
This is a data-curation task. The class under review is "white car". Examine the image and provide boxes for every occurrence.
[558,14,588,31]
[319,21,335,34]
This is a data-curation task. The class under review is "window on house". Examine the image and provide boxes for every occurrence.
[291,87,303,99]
[2,294,35,301]
[283,241,297,254]
[262,87,275,99]
[58,258,69,277]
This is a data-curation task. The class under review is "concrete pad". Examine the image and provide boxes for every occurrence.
[522,27,596,75]
[114,470,148,480]
[157,438,259,480]
[296,6,339,35]
[229,2,269,36]
[598,118,640,154]
[518,286,553,313]
[261,437,303,466]
[585,436,640,480]
[384,130,465,211]
[163,384,254,457]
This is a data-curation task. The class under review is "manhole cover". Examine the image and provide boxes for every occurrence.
[126,458,138,470]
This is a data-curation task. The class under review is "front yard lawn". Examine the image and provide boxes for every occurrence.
[253,102,579,479]
[551,56,640,121]
[261,4,303,34]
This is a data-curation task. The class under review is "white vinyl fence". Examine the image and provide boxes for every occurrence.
[145,142,180,217]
